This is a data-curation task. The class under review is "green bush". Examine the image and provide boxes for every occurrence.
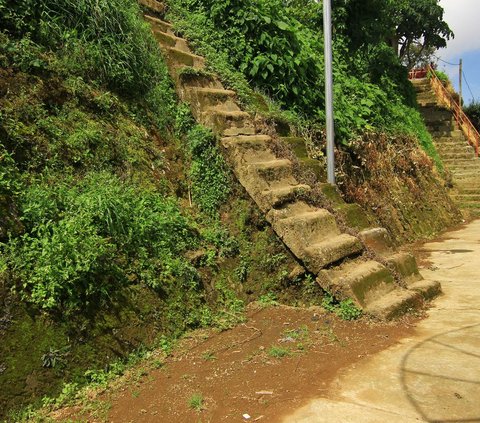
[185,126,231,216]
[2,172,199,311]
[464,101,480,132]
[167,0,440,161]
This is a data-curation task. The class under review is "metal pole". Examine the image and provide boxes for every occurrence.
[323,0,335,185]
[459,58,463,111]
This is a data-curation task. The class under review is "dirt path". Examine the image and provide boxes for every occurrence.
[284,219,480,422]
[54,304,418,422]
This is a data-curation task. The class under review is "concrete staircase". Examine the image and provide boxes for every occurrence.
[412,78,480,217]
[141,2,440,319]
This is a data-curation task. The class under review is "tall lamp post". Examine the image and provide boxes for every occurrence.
[323,0,335,185]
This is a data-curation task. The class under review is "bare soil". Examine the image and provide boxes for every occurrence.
[54,304,419,423]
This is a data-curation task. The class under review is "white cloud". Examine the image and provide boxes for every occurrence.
[438,0,480,60]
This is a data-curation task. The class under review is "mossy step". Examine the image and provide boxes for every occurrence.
[185,87,240,113]
[279,136,308,159]
[248,159,293,182]
[320,259,395,309]
[452,194,480,202]
[139,0,165,13]
[153,29,189,52]
[365,289,422,320]
[299,157,325,180]
[458,202,480,209]
[335,203,371,231]
[164,46,205,69]
[144,14,174,35]
[261,184,311,210]
[303,234,363,273]
[359,227,395,256]
[386,252,422,284]
[439,152,476,160]
[318,183,345,206]
[201,110,251,133]
[418,101,438,107]
[268,203,338,251]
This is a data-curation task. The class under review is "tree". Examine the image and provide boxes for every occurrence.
[391,0,453,69]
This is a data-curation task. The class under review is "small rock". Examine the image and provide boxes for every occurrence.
[243,413,251,420]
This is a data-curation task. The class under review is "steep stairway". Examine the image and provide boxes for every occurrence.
[412,78,480,217]
[141,1,440,319]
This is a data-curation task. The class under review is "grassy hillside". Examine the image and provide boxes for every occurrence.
[0,0,321,416]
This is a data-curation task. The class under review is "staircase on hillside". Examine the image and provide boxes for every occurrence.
[140,0,441,319]
[413,78,480,217]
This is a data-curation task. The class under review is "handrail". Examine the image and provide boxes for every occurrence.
[426,64,479,157]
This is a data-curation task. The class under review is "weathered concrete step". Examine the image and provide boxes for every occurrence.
[320,260,395,309]
[386,252,422,284]
[248,159,293,182]
[185,87,240,113]
[457,202,480,209]
[268,203,338,252]
[432,129,464,139]
[139,0,165,13]
[202,110,251,133]
[261,184,311,210]
[163,46,205,69]
[365,289,422,320]
[418,100,438,107]
[303,234,363,273]
[444,159,480,167]
[421,111,453,122]
[452,194,480,202]
[144,14,174,35]
[153,29,189,52]
[222,134,271,148]
[439,152,476,160]
[280,137,308,159]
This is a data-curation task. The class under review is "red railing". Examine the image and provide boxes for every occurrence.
[425,64,480,157]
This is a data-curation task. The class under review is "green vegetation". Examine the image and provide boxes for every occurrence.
[464,102,480,131]
[188,393,204,411]
[268,345,291,358]
[322,292,362,321]
[166,0,447,166]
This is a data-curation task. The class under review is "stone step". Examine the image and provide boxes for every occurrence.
[386,252,422,284]
[418,100,438,107]
[248,159,293,182]
[163,46,205,69]
[421,111,453,123]
[152,28,189,52]
[261,184,312,210]
[443,159,480,166]
[303,234,363,273]
[458,202,480,210]
[438,152,476,160]
[268,202,339,253]
[185,87,240,113]
[365,289,423,320]
[139,0,165,13]
[144,14,174,35]
[280,137,308,159]
[202,110,251,133]
[320,259,395,309]
[222,134,271,151]
[408,279,442,300]
[431,130,463,138]
[452,194,480,202]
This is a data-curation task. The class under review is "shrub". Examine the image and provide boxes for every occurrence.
[2,172,199,311]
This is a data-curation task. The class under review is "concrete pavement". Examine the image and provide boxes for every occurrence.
[283,219,480,423]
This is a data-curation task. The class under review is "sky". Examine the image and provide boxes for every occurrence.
[436,0,480,105]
